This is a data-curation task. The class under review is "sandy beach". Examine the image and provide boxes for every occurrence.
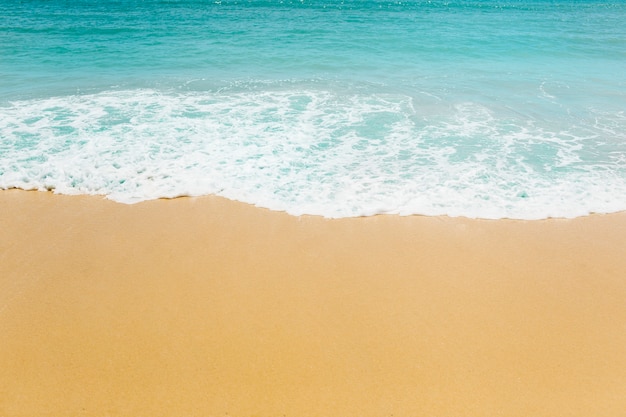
[1,189,626,417]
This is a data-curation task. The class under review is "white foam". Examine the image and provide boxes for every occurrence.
[1,87,625,219]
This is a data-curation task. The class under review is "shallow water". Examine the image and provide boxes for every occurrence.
[1,0,625,218]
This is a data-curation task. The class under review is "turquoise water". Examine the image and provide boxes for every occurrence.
[1,0,625,218]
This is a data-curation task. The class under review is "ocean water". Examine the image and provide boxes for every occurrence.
[1,0,625,219]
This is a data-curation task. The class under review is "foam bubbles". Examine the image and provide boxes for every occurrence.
[1,86,625,219]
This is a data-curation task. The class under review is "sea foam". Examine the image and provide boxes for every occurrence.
[1,87,625,219]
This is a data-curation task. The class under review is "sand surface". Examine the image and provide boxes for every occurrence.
[1,189,626,417]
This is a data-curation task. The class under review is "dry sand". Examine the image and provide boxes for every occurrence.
[1,189,626,417]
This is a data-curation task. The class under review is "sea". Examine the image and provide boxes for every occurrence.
[1,0,625,219]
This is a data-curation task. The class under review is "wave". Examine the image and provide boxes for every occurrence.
[1,86,625,219]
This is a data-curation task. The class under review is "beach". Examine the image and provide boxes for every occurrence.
[1,189,626,416]
[2,0,626,415]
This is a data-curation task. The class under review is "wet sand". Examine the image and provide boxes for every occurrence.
[1,189,626,417]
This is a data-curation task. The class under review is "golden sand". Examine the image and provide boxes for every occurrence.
[1,189,626,416]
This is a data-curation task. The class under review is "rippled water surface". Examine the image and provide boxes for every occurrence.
[1,0,625,218]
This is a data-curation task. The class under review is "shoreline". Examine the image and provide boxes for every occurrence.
[2,189,626,416]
